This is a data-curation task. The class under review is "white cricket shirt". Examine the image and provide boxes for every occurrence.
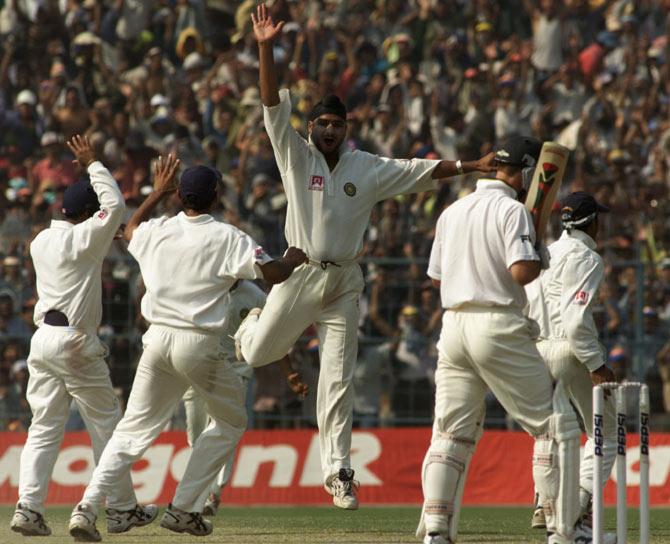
[31,161,125,330]
[222,280,267,379]
[525,229,605,371]
[264,89,440,262]
[128,212,272,332]
[428,179,539,310]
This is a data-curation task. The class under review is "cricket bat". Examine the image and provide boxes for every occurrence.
[524,142,570,241]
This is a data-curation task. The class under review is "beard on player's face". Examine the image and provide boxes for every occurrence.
[309,115,347,156]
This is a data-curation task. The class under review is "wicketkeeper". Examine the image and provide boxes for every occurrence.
[526,192,617,543]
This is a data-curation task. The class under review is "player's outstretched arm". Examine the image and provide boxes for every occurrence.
[258,246,308,284]
[124,154,180,242]
[253,2,282,107]
[431,151,497,179]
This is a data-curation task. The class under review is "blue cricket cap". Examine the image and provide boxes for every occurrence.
[62,178,99,217]
[179,166,219,210]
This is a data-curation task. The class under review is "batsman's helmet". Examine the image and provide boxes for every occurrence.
[495,135,542,169]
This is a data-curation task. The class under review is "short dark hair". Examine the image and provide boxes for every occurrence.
[179,191,216,212]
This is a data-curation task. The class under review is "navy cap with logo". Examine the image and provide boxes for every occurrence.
[495,135,542,168]
[62,178,100,218]
[179,165,219,210]
[561,191,610,230]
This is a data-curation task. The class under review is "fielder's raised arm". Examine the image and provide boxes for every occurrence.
[254,2,282,108]
[65,135,126,259]
[124,154,180,242]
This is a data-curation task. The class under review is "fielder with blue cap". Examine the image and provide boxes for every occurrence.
[69,153,309,539]
[12,135,153,537]
[61,177,100,219]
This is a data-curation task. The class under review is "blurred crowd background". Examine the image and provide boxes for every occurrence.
[0,0,668,433]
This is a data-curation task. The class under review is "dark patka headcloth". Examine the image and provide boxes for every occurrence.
[309,94,347,121]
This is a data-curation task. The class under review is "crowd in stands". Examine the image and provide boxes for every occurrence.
[0,0,668,430]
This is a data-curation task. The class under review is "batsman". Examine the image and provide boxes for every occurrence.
[417,136,581,544]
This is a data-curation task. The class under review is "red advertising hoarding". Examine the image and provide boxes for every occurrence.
[0,429,668,505]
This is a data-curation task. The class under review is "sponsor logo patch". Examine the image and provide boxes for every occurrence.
[520,234,531,243]
[254,247,267,260]
[574,290,589,305]
[308,175,324,191]
[343,182,357,197]
[97,208,108,220]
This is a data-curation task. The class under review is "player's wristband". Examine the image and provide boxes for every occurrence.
[456,159,464,175]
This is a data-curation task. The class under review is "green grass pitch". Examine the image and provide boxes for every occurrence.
[1,506,668,543]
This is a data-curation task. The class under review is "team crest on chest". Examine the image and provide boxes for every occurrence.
[309,175,324,191]
[343,182,357,197]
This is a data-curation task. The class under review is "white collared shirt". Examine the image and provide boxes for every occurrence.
[31,161,125,330]
[526,229,605,371]
[264,89,439,262]
[128,212,272,332]
[428,179,539,310]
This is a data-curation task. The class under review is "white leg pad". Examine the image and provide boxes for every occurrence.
[534,383,583,539]
[448,425,483,542]
[533,436,558,532]
[552,411,582,538]
[417,436,474,537]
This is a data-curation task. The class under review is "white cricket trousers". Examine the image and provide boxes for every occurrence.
[182,376,250,492]
[19,325,136,514]
[433,308,554,438]
[237,262,364,481]
[536,339,617,496]
[421,307,558,537]
[81,325,246,513]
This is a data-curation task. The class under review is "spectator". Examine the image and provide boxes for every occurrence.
[30,132,77,193]
[353,335,393,428]
[0,292,31,338]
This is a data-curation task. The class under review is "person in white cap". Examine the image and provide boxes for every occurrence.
[31,132,77,190]
[526,192,617,544]
[234,3,495,511]
[183,278,309,517]
[68,156,308,541]
[11,135,157,537]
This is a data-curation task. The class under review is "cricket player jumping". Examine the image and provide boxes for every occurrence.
[526,192,617,543]
[417,136,579,544]
[11,136,157,537]
[183,279,308,516]
[68,156,308,541]
[235,3,496,510]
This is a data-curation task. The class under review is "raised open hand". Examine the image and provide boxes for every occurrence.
[152,154,181,194]
[251,3,284,43]
[67,135,97,168]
